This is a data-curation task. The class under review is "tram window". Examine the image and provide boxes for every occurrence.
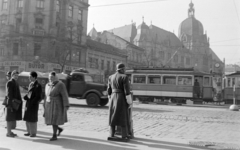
[232,78,236,87]
[148,75,161,84]
[178,76,192,85]
[203,77,210,86]
[133,75,146,84]
[227,78,231,87]
[236,78,240,87]
[162,76,176,85]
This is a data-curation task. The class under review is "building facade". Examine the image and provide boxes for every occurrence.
[0,0,89,73]
[88,28,145,69]
[85,38,127,83]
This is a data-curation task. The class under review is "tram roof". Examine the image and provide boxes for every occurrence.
[226,71,240,77]
[126,67,211,75]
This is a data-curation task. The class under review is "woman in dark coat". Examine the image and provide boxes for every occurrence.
[5,70,22,137]
[23,71,42,137]
[44,71,70,141]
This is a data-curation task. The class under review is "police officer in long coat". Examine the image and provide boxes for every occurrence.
[107,63,131,140]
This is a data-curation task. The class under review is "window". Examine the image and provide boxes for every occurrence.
[78,9,82,21]
[34,43,41,56]
[36,0,44,8]
[107,61,110,71]
[16,18,22,31]
[72,75,83,81]
[159,51,164,59]
[133,75,146,84]
[56,0,60,12]
[178,76,192,85]
[167,53,171,60]
[2,0,8,10]
[0,17,7,25]
[186,57,190,65]
[17,0,23,8]
[0,47,4,56]
[181,56,184,64]
[68,5,73,18]
[35,18,43,24]
[162,76,176,85]
[72,51,79,62]
[88,57,98,69]
[84,75,93,82]
[232,78,235,86]
[203,76,211,86]
[148,75,161,84]
[174,54,178,63]
[101,60,104,70]
[227,78,231,87]
[13,43,19,55]
[112,61,116,71]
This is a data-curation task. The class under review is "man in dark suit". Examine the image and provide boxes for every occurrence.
[107,63,131,141]
[5,70,22,137]
[23,71,42,137]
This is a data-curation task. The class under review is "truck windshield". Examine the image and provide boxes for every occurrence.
[85,75,93,82]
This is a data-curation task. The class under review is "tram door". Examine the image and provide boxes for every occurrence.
[193,76,203,98]
[202,76,213,99]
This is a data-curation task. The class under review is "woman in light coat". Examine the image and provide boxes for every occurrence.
[44,71,70,141]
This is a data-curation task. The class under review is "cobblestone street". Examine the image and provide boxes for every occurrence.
[1,99,240,147]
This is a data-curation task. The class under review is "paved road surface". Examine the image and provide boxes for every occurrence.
[0,97,240,149]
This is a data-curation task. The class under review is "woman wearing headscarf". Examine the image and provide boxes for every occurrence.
[44,71,70,141]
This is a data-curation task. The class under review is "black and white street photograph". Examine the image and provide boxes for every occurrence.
[0,0,240,149]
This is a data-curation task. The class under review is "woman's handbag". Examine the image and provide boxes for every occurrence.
[2,96,7,106]
[12,99,22,111]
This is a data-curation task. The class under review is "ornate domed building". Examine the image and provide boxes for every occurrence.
[178,1,222,74]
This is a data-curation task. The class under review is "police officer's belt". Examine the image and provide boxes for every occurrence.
[112,89,123,93]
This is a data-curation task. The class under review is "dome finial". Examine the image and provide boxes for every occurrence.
[93,23,94,28]
[188,1,195,17]
[142,16,144,23]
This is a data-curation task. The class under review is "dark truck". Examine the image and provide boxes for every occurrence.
[18,70,109,107]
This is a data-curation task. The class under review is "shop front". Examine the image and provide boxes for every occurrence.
[0,61,26,72]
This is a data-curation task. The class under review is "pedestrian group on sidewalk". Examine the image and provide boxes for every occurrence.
[2,63,133,142]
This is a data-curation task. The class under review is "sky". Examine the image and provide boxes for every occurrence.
[87,0,240,65]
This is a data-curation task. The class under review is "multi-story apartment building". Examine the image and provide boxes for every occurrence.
[0,0,89,73]
[88,28,145,69]
[85,38,127,83]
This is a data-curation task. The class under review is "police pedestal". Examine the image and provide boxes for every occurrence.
[108,106,134,142]
[229,85,239,111]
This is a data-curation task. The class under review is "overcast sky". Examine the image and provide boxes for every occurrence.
[87,0,240,65]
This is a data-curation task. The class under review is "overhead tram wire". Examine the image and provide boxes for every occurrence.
[0,0,170,17]
[233,0,240,26]
[90,0,169,7]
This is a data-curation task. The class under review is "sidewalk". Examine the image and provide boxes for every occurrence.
[0,127,213,150]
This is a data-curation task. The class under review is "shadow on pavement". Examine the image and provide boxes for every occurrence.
[0,148,10,150]
[69,104,173,113]
[15,129,210,150]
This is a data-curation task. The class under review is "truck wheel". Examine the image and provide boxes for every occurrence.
[86,93,100,107]
[99,99,109,106]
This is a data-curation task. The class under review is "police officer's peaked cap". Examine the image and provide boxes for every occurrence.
[6,71,11,77]
[116,63,125,71]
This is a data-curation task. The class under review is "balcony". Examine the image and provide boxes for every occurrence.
[32,28,45,36]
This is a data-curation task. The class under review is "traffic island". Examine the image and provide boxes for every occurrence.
[189,141,240,150]
[229,104,239,111]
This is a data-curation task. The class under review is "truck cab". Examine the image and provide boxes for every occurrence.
[67,71,108,106]
[18,70,108,107]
